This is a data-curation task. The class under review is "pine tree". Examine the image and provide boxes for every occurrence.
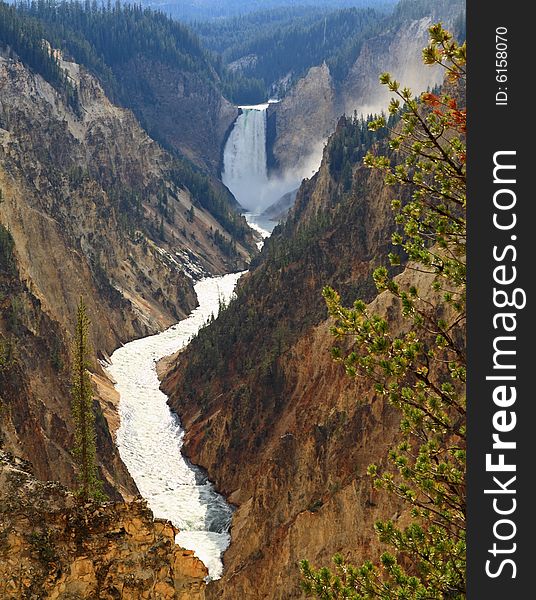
[301,24,466,599]
[71,297,105,502]
[187,205,195,223]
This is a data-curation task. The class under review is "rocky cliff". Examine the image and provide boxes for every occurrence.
[0,47,255,499]
[267,63,339,175]
[0,450,207,599]
[116,55,238,174]
[162,118,407,598]
[268,1,464,177]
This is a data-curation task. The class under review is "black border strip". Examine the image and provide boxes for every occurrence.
[468,2,531,597]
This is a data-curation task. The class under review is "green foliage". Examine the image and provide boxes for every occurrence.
[328,113,394,185]
[14,0,211,92]
[308,499,324,513]
[29,528,58,568]
[194,4,328,54]
[264,210,333,270]
[301,24,466,599]
[221,70,267,105]
[71,297,105,503]
[392,0,464,25]
[0,224,16,277]
[212,229,238,258]
[0,222,20,372]
[186,205,195,224]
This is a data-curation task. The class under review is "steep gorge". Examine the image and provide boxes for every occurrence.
[0,45,256,500]
[0,3,464,597]
[162,117,409,598]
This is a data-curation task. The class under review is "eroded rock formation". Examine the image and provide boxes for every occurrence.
[0,451,207,599]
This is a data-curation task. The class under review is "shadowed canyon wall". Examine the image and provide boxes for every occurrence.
[0,49,255,499]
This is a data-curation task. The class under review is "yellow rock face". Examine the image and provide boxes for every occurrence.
[0,452,208,600]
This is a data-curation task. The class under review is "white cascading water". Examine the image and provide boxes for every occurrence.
[222,103,269,213]
[222,101,308,229]
[106,272,243,581]
[106,107,275,582]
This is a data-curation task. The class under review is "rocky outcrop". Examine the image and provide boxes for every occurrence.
[268,4,463,177]
[162,121,405,598]
[267,63,339,175]
[0,49,255,498]
[0,451,207,599]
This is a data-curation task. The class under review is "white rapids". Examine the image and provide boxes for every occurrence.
[106,272,243,580]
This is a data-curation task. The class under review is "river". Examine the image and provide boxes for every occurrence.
[106,273,243,580]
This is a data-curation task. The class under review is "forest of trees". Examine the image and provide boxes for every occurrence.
[2,0,268,104]
[141,0,397,22]
[327,112,395,190]
[193,0,463,98]
[195,5,335,56]
[1,0,464,105]
[9,1,219,101]
[168,161,251,243]
[71,298,105,502]
[0,222,16,375]
[195,7,387,96]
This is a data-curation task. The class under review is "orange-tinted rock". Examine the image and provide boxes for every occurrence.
[0,451,207,599]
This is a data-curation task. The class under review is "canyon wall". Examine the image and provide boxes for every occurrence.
[0,50,255,498]
[117,55,238,174]
[268,63,339,176]
[163,120,408,598]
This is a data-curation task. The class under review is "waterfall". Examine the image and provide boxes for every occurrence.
[222,103,269,213]
[223,101,305,229]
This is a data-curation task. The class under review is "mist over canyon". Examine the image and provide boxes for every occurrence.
[220,2,456,222]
